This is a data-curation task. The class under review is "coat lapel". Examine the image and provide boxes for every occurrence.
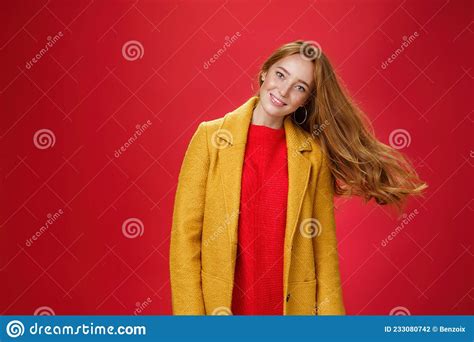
[214,96,313,289]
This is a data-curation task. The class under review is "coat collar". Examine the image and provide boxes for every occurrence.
[215,95,313,152]
[215,96,315,303]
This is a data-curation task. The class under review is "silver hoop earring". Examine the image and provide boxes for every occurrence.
[293,106,308,125]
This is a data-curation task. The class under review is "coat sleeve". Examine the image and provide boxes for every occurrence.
[313,152,346,315]
[169,121,209,315]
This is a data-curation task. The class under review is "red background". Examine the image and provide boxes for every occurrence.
[1,0,472,315]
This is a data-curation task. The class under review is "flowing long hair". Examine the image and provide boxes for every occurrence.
[254,40,427,210]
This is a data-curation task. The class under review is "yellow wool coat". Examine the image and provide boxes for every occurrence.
[169,95,346,315]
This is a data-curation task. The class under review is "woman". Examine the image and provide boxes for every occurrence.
[169,40,427,316]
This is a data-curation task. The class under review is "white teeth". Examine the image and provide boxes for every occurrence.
[271,94,285,105]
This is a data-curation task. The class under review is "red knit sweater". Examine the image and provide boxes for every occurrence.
[231,123,288,315]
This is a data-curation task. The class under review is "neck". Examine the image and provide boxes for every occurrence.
[251,101,285,129]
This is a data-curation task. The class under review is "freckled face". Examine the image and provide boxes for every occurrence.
[259,54,315,119]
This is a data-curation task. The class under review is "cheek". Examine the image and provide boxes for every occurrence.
[263,77,278,90]
[289,92,307,106]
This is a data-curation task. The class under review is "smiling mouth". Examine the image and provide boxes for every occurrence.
[269,93,287,106]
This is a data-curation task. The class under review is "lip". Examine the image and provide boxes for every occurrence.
[269,93,287,107]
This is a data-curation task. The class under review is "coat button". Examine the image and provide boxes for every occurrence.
[286,293,291,302]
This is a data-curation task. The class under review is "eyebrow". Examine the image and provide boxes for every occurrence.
[276,66,311,88]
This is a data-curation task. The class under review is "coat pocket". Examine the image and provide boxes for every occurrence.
[286,278,317,315]
[201,269,232,315]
